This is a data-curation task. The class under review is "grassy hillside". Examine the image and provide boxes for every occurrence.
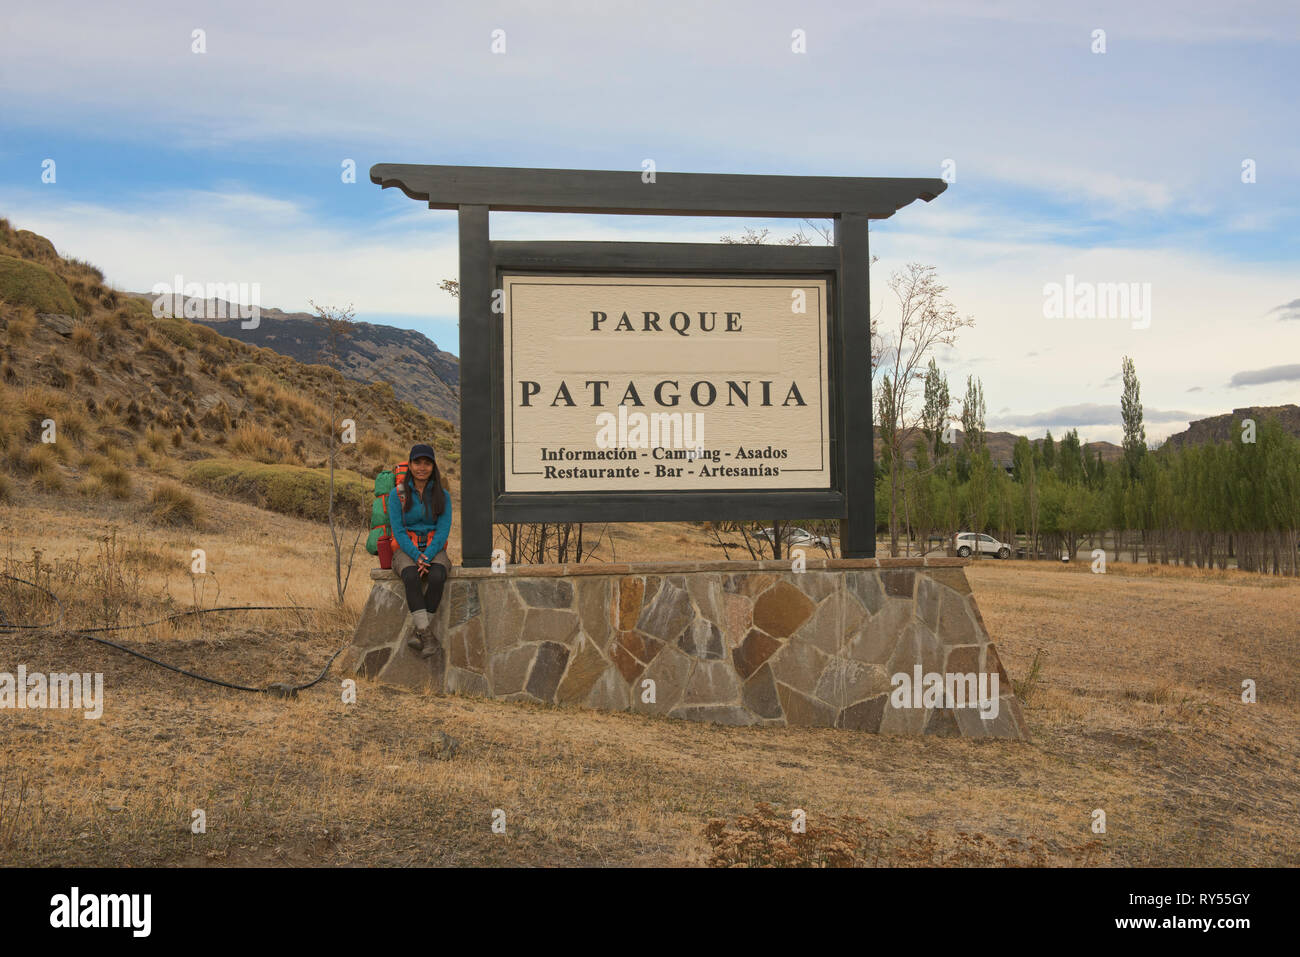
[180,305,461,423]
[0,216,460,526]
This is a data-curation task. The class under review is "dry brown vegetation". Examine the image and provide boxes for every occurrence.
[0,482,1295,867]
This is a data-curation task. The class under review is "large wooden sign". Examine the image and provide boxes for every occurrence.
[371,164,946,564]
[501,274,831,493]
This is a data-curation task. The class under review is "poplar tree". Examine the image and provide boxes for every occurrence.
[1012,436,1034,483]
[1058,428,1084,485]
[960,376,986,456]
[1121,355,1147,482]
[876,375,896,474]
[961,376,991,537]
[1091,449,1106,488]
[920,358,951,460]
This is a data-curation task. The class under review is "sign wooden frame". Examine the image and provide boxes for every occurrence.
[370,164,947,565]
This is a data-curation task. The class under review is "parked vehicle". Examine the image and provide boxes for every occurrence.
[757,526,832,550]
[953,532,1011,559]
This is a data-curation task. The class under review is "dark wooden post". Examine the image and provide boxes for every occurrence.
[457,204,493,566]
[836,212,874,558]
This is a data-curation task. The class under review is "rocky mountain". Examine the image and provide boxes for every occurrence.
[129,295,460,423]
[1161,405,1300,451]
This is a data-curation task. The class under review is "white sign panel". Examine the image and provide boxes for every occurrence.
[502,275,831,493]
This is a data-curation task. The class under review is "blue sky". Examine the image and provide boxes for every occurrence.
[1,0,1296,443]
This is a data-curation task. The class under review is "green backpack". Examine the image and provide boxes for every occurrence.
[365,461,409,555]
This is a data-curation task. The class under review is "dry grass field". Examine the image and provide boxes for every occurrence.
[1,483,1296,868]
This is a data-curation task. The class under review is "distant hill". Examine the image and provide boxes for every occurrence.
[874,425,1123,469]
[127,295,460,423]
[975,428,1121,468]
[1162,405,1300,451]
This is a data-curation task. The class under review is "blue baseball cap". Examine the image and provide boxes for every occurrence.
[409,443,437,464]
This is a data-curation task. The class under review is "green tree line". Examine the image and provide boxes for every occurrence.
[880,414,1300,576]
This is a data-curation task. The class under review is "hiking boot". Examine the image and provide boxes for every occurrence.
[419,631,441,658]
[407,626,429,651]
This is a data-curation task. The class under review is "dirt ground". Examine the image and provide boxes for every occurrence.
[1,486,1296,866]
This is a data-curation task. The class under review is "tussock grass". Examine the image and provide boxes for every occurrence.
[358,434,388,459]
[228,422,299,464]
[2,387,90,450]
[98,309,130,334]
[199,401,232,433]
[4,305,37,344]
[70,320,97,357]
[147,482,202,527]
[24,444,64,490]
[90,459,133,499]
[36,348,69,388]
[140,331,170,356]
[101,442,130,466]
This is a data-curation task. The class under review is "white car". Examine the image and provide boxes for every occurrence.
[953,532,1011,559]
[757,526,832,550]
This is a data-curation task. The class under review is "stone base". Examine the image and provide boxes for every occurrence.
[345,558,1029,739]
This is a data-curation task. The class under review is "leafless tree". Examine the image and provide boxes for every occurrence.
[310,300,366,602]
[874,265,975,556]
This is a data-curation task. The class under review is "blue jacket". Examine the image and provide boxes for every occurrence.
[388,484,452,561]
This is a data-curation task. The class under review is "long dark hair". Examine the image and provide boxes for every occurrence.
[401,458,446,520]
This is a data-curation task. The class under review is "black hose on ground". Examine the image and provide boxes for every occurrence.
[0,573,346,696]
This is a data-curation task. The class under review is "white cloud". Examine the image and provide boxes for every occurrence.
[1,187,460,316]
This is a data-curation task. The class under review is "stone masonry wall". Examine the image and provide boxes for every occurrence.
[344,558,1028,739]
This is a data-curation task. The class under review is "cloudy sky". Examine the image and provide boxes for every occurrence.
[1,0,1296,444]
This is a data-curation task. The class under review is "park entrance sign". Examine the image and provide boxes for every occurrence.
[370,164,947,566]
[355,165,1029,740]
[501,274,831,494]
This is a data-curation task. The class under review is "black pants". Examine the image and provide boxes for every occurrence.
[399,563,447,614]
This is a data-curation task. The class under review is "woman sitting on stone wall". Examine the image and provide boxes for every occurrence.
[388,443,453,657]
